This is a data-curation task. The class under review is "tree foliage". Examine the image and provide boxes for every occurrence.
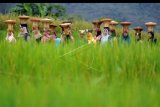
[9,3,66,18]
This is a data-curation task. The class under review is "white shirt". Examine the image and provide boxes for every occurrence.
[101,34,110,44]
[6,33,16,43]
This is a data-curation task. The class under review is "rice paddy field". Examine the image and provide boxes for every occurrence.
[0,15,160,107]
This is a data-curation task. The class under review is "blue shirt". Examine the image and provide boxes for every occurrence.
[55,38,61,46]
[121,35,131,44]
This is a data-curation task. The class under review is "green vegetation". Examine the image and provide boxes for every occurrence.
[0,15,160,107]
[9,3,66,18]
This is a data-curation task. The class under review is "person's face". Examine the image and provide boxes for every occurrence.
[95,28,99,32]
[135,33,139,39]
[103,29,108,35]
[148,28,152,32]
[67,28,71,32]
[64,27,71,35]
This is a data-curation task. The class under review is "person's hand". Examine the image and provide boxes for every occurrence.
[96,35,101,41]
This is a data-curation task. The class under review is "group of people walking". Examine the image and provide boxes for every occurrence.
[80,20,157,45]
[4,16,158,46]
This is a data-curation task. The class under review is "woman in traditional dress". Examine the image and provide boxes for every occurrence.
[32,27,42,43]
[19,24,30,41]
[101,27,112,44]
[60,26,74,43]
[121,31,131,44]
[41,28,50,43]
[6,30,16,43]
[87,29,96,44]
[148,31,157,44]
[95,28,102,42]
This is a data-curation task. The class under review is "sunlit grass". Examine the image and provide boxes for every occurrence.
[0,14,160,107]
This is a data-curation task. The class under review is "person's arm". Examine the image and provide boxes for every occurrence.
[96,35,100,41]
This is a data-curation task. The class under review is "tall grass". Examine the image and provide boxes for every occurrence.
[0,15,160,107]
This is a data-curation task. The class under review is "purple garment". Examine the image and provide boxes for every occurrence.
[51,34,57,39]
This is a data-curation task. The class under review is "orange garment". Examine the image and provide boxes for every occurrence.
[87,32,96,44]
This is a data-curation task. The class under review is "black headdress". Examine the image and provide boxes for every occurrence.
[104,27,110,31]
[20,24,29,33]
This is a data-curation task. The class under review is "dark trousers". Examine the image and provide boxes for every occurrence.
[24,33,29,41]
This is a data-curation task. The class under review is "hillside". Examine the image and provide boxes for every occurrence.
[58,3,160,31]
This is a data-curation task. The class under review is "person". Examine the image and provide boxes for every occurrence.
[87,29,96,44]
[49,24,57,41]
[121,31,131,44]
[95,28,102,42]
[49,27,57,41]
[134,27,143,42]
[49,29,61,46]
[50,31,57,41]
[148,31,157,44]
[135,32,143,42]
[41,28,50,43]
[55,37,61,46]
[60,26,74,43]
[32,27,42,43]
[100,27,112,44]
[19,24,30,41]
[6,30,16,43]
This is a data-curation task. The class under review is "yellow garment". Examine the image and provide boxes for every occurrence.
[87,32,93,40]
[88,39,96,44]
[87,32,96,44]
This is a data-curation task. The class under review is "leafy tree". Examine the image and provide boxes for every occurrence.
[9,3,66,18]
[52,4,66,18]
[23,3,32,16]
[9,3,27,15]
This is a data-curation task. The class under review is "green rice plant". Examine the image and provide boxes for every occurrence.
[0,14,160,107]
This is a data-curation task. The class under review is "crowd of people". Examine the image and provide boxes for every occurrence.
[5,17,158,46]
